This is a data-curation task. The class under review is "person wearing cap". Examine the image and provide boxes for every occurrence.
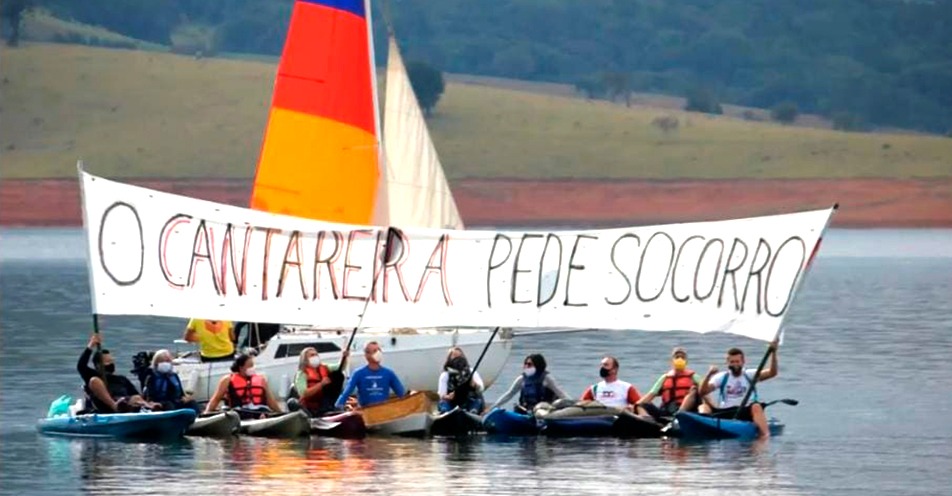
[635,347,704,420]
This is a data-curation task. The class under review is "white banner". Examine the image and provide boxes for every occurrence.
[79,171,834,342]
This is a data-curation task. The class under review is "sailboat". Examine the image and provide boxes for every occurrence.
[171,0,511,404]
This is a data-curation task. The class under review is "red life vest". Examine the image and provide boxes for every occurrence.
[228,373,267,407]
[660,369,696,407]
[301,365,330,411]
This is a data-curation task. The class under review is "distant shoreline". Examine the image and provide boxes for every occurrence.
[2,178,949,228]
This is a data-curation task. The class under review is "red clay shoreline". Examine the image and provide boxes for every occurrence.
[1,177,950,228]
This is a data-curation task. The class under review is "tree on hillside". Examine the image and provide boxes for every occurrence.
[771,102,799,124]
[574,75,606,100]
[602,72,633,107]
[684,86,723,115]
[407,60,445,116]
[1,0,32,47]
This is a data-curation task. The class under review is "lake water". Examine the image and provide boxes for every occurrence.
[1,228,950,495]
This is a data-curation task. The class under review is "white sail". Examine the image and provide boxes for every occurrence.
[383,36,464,230]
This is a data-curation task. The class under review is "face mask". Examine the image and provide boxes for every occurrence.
[372,350,383,363]
[104,363,116,375]
[524,367,536,377]
[729,365,743,376]
[599,367,611,378]
[245,367,256,377]
[308,356,321,368]
[672,358,687,371]
[156,362,173,374]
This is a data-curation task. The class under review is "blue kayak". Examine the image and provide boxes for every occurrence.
[674,412,784,440]
[541,415,615,437]
[37,409,197,439]
[482,408,539,436]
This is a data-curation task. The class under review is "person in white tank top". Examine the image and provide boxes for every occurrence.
[580,355,641,412]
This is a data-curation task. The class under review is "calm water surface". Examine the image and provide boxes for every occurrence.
[1,229,950,495]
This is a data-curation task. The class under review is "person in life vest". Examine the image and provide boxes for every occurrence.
[679,339,780,439]
[143,349,200,413]
[288,347,349,416]
[437,347,486,414]
[77,333,159,413]
[486,354,569,414]
[635,347,704,420]
[580,355,642,412]
[183,319,235,362]
[334,341,407,409]
[204,354,282,418]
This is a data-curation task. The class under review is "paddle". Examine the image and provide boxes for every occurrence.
[92,313,105,380]
[762,398,799,407]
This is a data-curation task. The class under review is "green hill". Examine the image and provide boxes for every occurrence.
[2,43,951,180]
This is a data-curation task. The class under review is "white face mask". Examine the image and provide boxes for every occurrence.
[372,350,383,364]
[524,367,536,377]
[308,356,321,368]
[156,362,173,374]
[244,367,256,377]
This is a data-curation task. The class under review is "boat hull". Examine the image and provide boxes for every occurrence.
[239,410,310,438]
[611,412,664,439]
[37,409,197,439]
[429,407,483,437]
[674,412,784,440]
[186,411,239,437]
[175,329,512,404]
[482,408,539,436]
[361,391,435,437]
[541,415,616,437]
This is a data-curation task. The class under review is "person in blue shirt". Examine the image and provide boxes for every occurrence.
[334,341,406,409]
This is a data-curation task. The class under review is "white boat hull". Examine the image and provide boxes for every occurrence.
[367,411,432,437]
[174,327,512,404]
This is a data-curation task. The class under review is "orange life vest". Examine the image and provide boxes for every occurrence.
[660,369,696,407]
[228,373,267,407]
[301,365,330,411]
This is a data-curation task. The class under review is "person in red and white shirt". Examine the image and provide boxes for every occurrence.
[580,355,641,412]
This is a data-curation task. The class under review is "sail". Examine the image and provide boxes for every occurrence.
[383,36,464,230]
[250,0,384,225]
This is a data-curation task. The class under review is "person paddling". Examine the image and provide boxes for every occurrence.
[204,354,283,418]
[437,347,486,414]
[679,339,780,438]
[77,333,158,413]
[334,341,406,409]
[580,355,641,412]
[636,347,703,420]
[487,354,569,414]
[143,349,200,413]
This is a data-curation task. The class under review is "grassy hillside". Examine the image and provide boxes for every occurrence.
[2,43,951,180]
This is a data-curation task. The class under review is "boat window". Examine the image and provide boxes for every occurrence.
[275,342,342,359]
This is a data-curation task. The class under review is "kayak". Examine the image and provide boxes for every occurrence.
[37,408,197,439]
[673,412,785,440]
[360,392,435,437]
[309,411,367,439]
[611,412,664,438]
[186,411,240,437]
[429,407,484,437]
[239,410,310,438]
[541,415,616,437]
[481,408,539,436]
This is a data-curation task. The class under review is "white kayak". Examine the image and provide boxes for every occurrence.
[186,411,240,437]
[239,410,309,438]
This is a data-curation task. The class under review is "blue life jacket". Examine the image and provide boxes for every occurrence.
[518,371,554,409]
[146,372,184,403]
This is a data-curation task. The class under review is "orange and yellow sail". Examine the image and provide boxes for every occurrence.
[251,0,383,224]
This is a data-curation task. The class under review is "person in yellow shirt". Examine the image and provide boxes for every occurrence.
[183,319,235,362]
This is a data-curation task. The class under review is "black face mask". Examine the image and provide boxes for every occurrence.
[599,367,611,378]
[728,365,743,376]
[104,363,116,374]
